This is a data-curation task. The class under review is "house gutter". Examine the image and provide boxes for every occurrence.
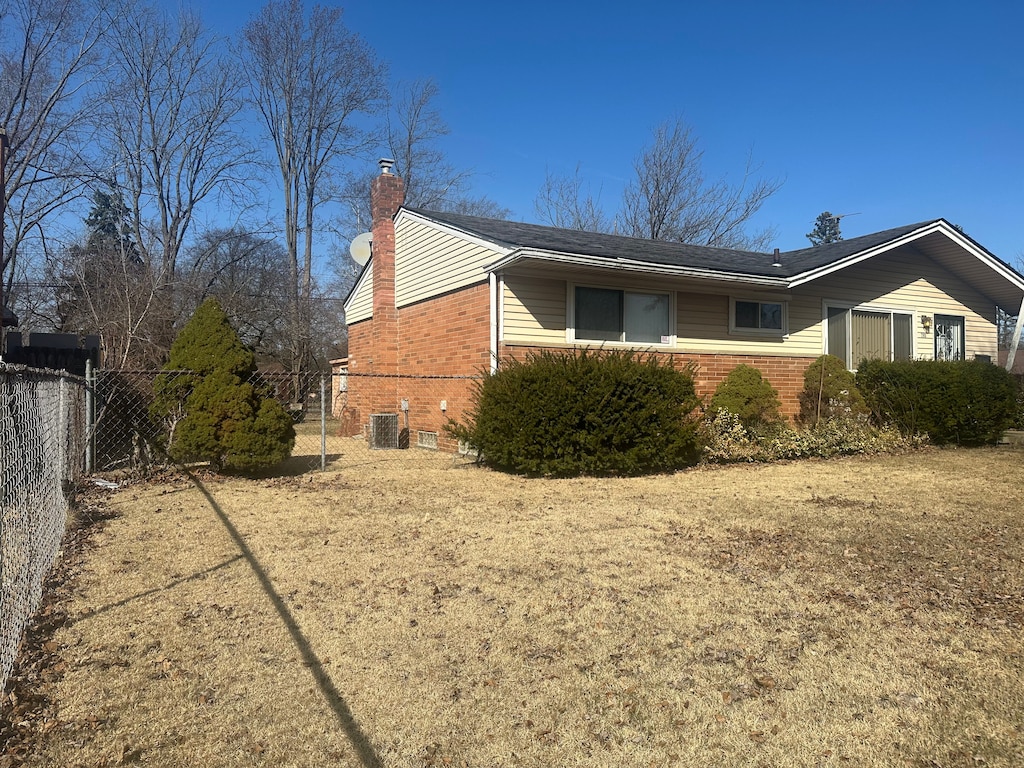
[489,272,498,373]
[485,249,789,288]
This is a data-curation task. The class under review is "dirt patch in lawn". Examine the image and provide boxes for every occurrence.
[5,444,1024,767]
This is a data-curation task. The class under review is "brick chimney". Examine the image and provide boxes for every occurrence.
[370,158,404,392]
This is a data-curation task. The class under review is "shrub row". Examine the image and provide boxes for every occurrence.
[451,351,1019,476]
[855,359,1018,446]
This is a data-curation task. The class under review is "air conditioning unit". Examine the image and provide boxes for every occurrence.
[369,413,399,449]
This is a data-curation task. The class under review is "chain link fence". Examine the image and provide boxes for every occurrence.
[89,368,340,473]
[1,364,87,694]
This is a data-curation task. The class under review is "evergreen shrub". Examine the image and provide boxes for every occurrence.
[708,364,782,430]
[448,349,702,477]
[856,359,1018,445]
[152,299,294,473]
[798,354,868,426]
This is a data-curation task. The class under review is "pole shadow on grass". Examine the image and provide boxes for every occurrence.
[184,468,384,768]
[72,554,244,623]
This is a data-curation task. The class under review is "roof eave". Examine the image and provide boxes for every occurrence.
[787,219,1024,296]
[485,248,789,287]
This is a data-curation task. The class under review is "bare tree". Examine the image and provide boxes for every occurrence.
[180,227,291,361]
[387,79,466,210]
[102,3,252,289]
[242,0,386,374]
[622,119,781,250]
[537,118,781,250]
[0,0,110,325]
[534,164,612,232]
[337,78,508,241]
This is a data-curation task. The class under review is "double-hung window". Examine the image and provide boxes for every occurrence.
[826,305,913,368]
[573,286,672,344]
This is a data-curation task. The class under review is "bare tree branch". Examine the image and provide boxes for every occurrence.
[242,0,385,373]
[102,2,253,285]
[0,0,111,312]
[540,117,782,250]
[534,164,613,232]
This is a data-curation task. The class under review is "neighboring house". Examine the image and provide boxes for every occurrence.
[343,160,1024,450]
[330,357,348,419]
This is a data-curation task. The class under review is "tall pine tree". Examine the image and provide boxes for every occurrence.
[806,212,843,245]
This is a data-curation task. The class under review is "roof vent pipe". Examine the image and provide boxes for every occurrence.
[378,157,395,175]
[772,248,781,267]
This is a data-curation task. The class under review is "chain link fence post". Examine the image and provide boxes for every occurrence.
[320,373,327,472]
[85,359,94,474]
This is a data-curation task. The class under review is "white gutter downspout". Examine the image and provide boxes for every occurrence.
[489,272,498,373]
[1006,295,1024,371]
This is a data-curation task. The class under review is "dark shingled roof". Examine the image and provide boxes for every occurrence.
[407,207,939,279]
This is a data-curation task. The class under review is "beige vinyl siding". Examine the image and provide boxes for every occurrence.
[344,262,373,324]
[674,292,823,355]
[499,244,999,358]
[395,217,504,307]
[807,246,998,359]
[503,275,566,344]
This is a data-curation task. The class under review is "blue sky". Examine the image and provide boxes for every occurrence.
[202,0,1023,262]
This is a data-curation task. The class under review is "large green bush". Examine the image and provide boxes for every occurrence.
[448,349,702,477]
[856,359,1018,445]
[798,354,868,426]
[152,299,294,473]
[708,364,782,429]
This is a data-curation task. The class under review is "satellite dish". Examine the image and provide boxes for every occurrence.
[349,232,372,266]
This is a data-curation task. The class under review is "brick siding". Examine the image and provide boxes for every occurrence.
[342,284,491,452]
[501,344,817,420]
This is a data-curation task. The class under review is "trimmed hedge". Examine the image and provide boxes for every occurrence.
[708,364,782,430]
[798,354,868,426]
[856,359,1018,445]
[448,349,702,477]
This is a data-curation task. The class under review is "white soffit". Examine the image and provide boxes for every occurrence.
[787,221,949,287]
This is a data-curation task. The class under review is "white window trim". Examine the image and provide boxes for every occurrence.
[567,282,676,347]
[822,300,917,367]
[728,296,789,337]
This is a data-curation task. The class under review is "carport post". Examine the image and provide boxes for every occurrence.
[1006,297,1024,371]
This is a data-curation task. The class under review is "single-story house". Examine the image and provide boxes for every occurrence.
[342,160,1024,451]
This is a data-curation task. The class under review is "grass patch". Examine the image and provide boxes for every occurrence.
[11,444,1024,767]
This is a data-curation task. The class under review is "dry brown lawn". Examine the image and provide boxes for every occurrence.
[12,443,1024,767]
